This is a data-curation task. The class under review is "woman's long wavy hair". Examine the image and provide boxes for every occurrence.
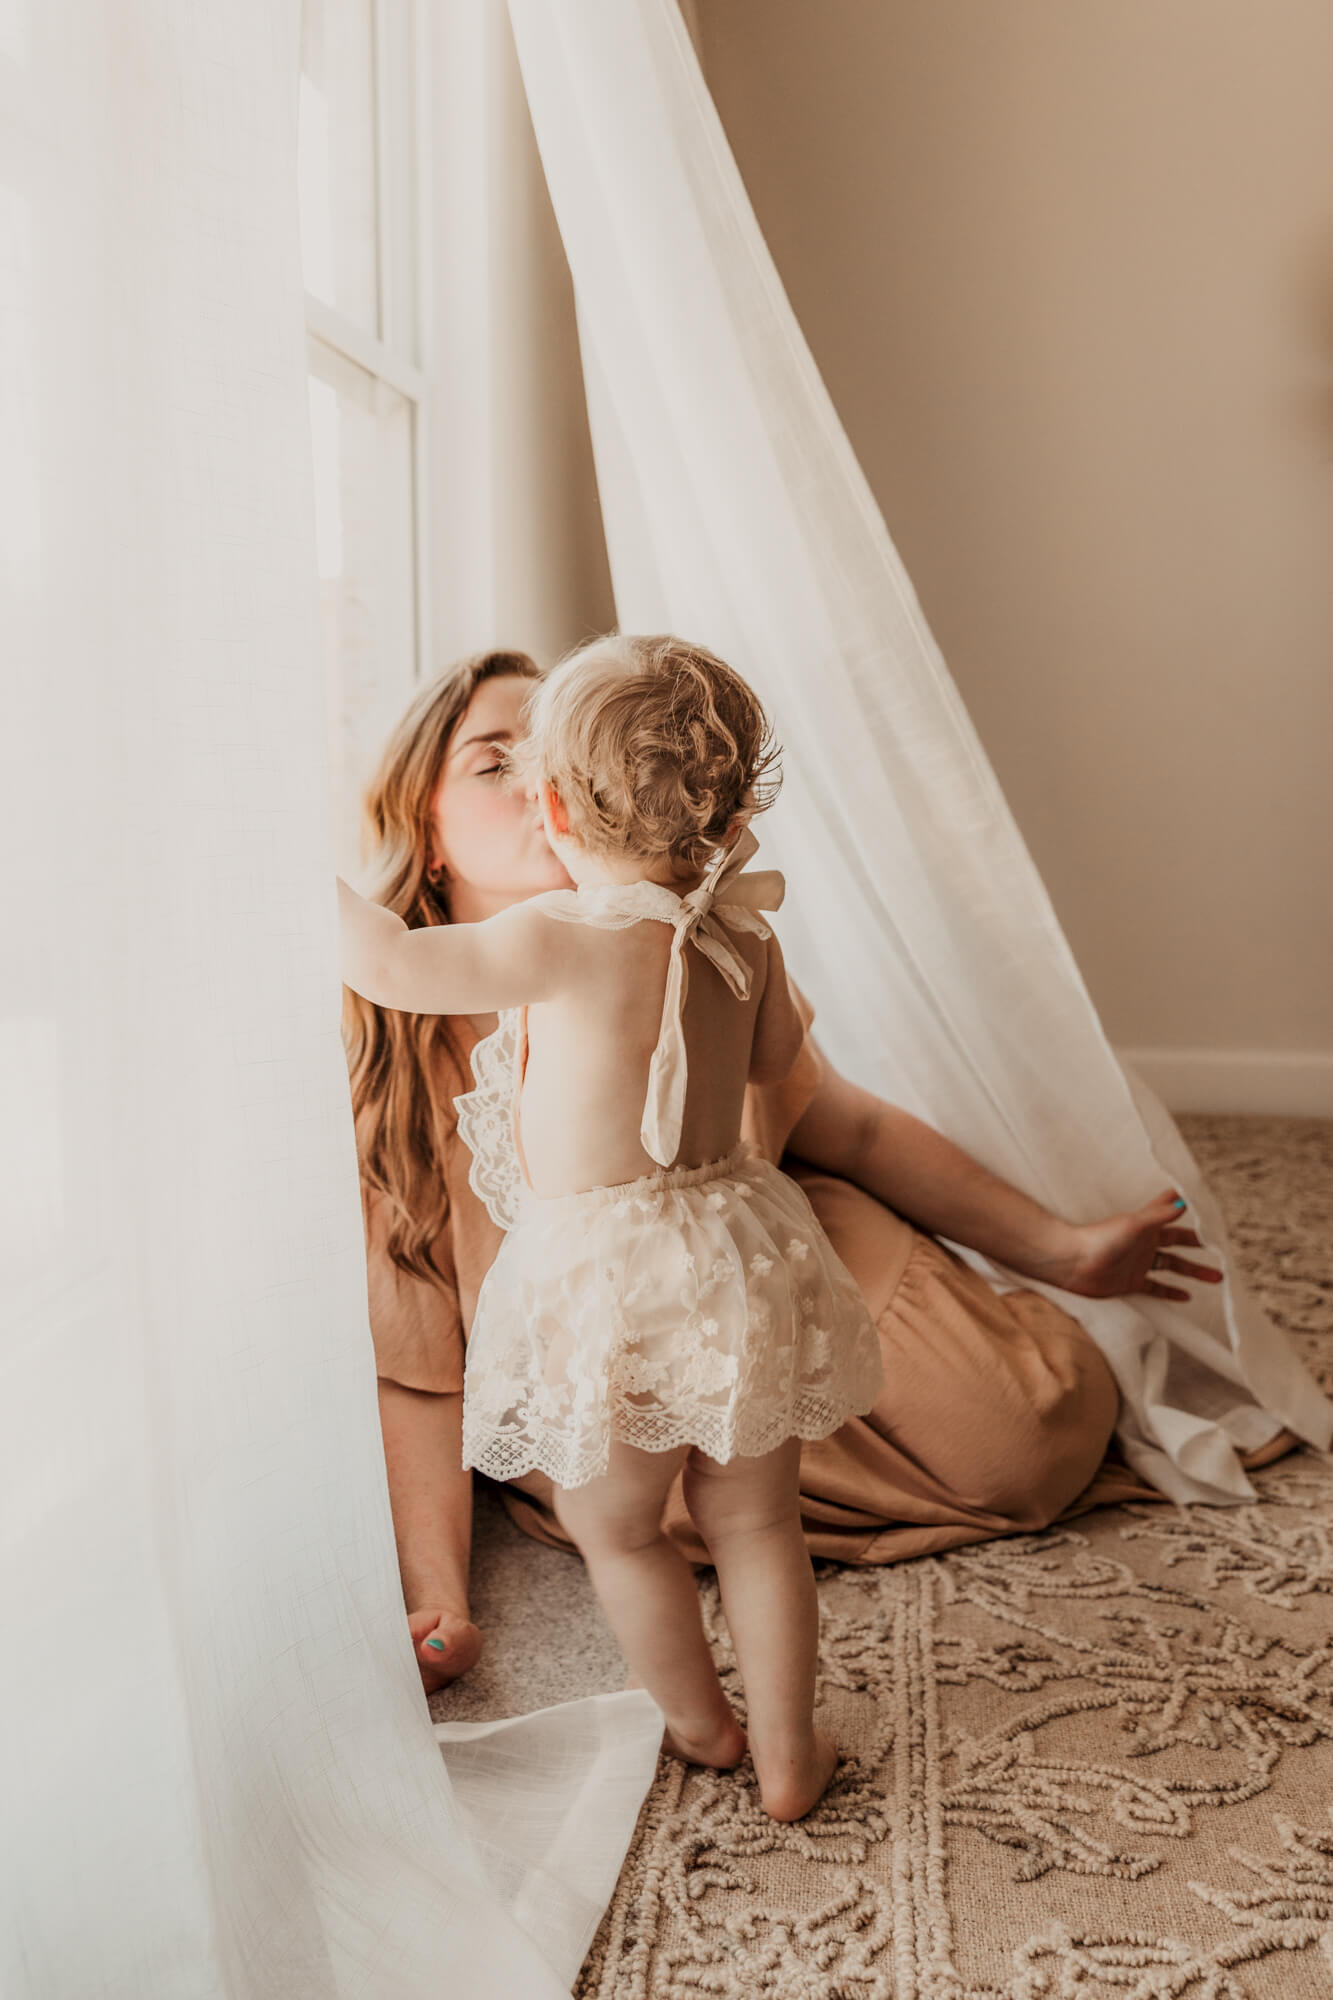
[343,648,542,1286]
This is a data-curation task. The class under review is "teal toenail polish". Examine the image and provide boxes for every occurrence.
[425,1638,446,1651]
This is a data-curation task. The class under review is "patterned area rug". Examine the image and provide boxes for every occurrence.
[576,1115,1333,1999]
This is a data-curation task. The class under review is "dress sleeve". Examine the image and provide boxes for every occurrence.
[741,975,822,1167]
[358,1154,467,1396]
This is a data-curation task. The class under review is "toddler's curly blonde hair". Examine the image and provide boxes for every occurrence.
[522,633,782,877]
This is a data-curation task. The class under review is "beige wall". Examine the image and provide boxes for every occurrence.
[696,1,1333,1102]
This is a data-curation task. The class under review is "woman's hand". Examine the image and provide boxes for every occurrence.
[377,1384,482,1696]
[408,1607,484,1695]
[786,1058,1225,1305]
[1037,1188,1224,1302]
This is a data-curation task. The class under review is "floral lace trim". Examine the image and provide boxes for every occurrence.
[453,1007,524,1232]
[462,1385,877,1491]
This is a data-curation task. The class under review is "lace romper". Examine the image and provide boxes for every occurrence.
[455,829,885,1490]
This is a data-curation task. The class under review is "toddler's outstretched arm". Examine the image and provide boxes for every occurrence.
[337,878,574,1015]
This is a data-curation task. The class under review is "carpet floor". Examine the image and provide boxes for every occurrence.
[443,1115,1333,1997]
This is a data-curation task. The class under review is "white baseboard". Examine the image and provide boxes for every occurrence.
[1115,1046,1333,1118]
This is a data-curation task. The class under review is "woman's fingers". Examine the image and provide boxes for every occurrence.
[1022,1190,1223,1302]
[1150,1249,1224,1283]
[1142,1192,1223,1286]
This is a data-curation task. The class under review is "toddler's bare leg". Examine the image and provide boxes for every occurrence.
[553,1438,745,1769]
[682,1438,837,1821]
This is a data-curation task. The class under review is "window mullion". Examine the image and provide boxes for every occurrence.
[411,397,431,684]
[409,0,432,679]
[304,293,426,403]
[371,0,395,354]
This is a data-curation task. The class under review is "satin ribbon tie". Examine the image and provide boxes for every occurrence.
[640,824,786,1165]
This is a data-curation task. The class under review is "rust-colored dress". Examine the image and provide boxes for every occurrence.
[362,990,1295,1566]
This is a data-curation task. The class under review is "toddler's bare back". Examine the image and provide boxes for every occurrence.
[518,914,795,1198]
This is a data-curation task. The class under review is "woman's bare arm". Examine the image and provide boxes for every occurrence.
[786,1043,1221,1302]
[377,1381,482,1691]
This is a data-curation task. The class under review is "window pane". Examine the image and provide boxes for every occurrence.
[307,335,417,876]
[299,0,379,335]
[378,0,420,363]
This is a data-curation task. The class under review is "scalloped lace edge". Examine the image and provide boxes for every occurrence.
[454,1007,525,1233]
[461,1382,882,1492]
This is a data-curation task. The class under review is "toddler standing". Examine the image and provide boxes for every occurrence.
[338,634,883,1821]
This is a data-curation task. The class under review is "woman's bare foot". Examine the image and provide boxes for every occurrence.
[408,1608,483,1694]
[754,1727,839,1822]
[661,1710,748,1771]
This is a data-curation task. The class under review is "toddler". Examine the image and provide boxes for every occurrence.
[338,633,884,1821]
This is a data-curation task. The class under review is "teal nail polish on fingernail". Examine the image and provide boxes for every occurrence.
[425,1638,446,1651]
[1173,1198,1187,1210]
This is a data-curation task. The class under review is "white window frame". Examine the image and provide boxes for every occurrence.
[303,0,433,684]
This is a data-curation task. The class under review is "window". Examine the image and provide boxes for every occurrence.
[299,0,430,875]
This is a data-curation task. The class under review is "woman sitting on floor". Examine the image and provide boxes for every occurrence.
[345,648,1296,1693]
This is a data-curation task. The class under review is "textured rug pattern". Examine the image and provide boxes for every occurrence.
[576,1114,1333,1999]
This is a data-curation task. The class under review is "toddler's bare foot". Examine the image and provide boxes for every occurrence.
[755,1726,839,1822]
[408,1608,483,1694]
[661,1711,748,1771]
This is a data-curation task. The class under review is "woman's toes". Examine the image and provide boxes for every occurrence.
[408,1609,483,1691]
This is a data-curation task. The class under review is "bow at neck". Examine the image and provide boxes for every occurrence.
[641,824,785,1166]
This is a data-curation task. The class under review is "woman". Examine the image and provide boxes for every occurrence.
[346,649,1295,1694]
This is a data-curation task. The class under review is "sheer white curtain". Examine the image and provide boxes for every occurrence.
[0,5,659,1994]
[505,0,1332,1506]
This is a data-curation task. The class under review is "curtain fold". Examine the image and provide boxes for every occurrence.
[505,0,1332,1505]
[0,5,659,1993]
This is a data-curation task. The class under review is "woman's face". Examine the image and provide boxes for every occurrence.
[429,674,572,920]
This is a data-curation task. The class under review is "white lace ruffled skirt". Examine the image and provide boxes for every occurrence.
[461,1142,885,1490]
